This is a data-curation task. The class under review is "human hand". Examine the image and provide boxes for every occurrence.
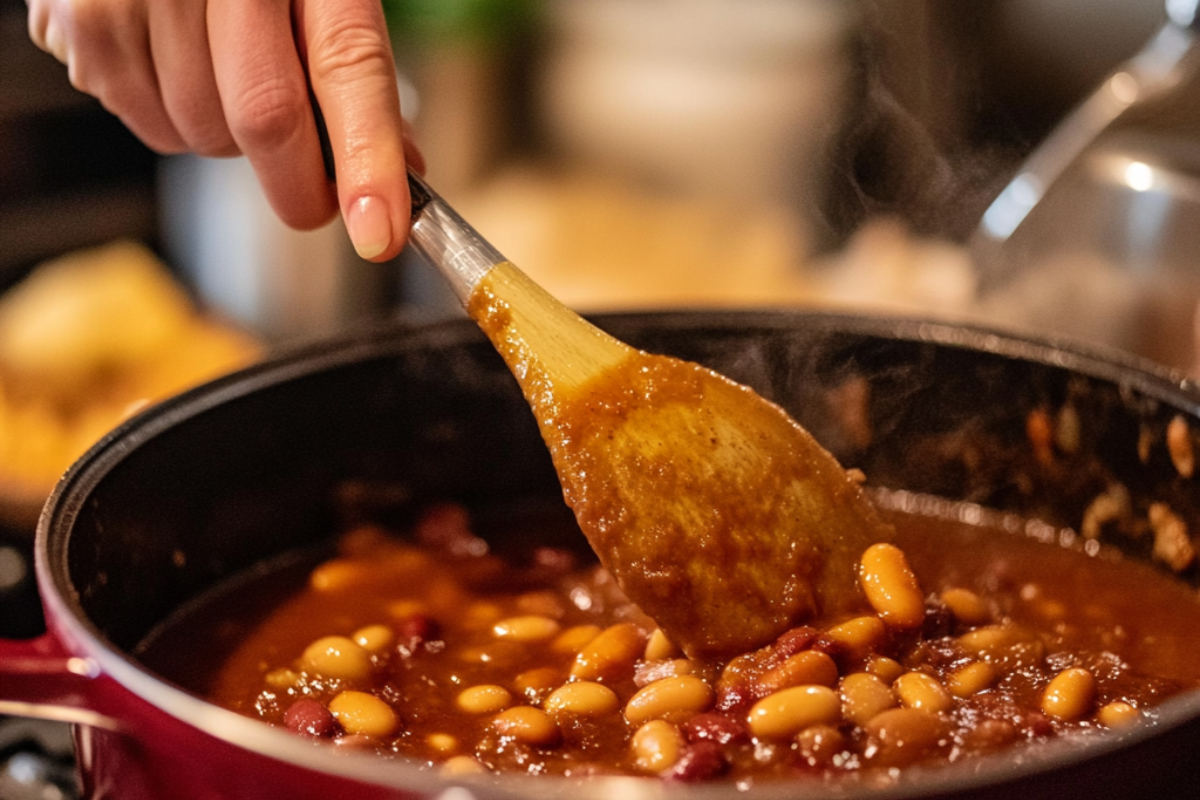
[26,0,422,262]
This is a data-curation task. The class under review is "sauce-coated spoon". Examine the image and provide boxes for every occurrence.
[405,172,892,658]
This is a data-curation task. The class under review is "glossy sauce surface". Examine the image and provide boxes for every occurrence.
[139,501,1200,783]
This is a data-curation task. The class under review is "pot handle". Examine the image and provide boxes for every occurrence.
[0,632,122,730]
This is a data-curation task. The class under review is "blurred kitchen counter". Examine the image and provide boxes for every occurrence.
[445,163,978,320]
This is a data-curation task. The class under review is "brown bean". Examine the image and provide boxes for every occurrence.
[947,662,996,698]
[513,666,565,703]
[545,681,621,717]
[863,707,948,766]
[940,588,991,626]
[1168,414,1195,478]
[858,543,925,629]
[328,691,400,738]
[644,629,680,661]
[631,720,684,773]
[893,672,954,713]
[1041,667,1096,721]
[758,650,839,694]
[351,624,395,654]
[795,724,846,766]
[839,672,897,726]
[492,706,560,747]
[626,675,715,726]
[747,685,840,739]
[824,616,887,656]
[864,656,905,684]
[1098,701,1141,728]
[456,684,513,714]
[552,624,602,655]
[301,636,372,682]
[492,615,561,643]
[571,623,645,682]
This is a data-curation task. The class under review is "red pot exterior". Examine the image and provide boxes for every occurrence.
[1,618,417,800]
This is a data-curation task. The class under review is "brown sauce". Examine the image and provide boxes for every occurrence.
[138,499,1200,783]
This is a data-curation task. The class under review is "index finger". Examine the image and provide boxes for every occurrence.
[300,0,411,262]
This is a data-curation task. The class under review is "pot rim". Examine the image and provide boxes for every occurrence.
[33,308,1200,798]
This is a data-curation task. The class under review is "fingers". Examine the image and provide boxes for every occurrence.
[147,0,237,157]
[34,0,187,154]
[301,0,411,261]
[208,0,337,230]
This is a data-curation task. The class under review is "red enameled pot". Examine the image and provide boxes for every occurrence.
[2,310,1200,799]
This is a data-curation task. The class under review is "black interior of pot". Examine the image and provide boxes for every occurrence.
[49,310,1200,654]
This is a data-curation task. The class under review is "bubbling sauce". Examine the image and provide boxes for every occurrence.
[139,498,1200,783]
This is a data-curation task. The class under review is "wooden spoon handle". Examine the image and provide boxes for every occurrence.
[406,171,631,395]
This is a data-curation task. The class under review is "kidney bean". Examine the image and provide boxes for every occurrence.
[681,712,750,745]
[668,741,727,782]
[398,613,442,654]
[284,698,340,738]
[773,626,819,658]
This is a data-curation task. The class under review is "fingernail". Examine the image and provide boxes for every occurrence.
[346,195,392,260]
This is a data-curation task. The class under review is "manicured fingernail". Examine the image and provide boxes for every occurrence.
[346,195,392,260]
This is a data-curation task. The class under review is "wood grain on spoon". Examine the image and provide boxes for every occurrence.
[469,261,893,659]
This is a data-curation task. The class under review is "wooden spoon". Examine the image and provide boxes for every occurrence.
[406,172,892,659]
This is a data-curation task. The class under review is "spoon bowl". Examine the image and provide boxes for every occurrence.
[405,172,891,657]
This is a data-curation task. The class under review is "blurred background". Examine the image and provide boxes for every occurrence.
[3,0,1200,793]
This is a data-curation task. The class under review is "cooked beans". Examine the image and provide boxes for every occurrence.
[551,624,602,654]
[514,666,564,702]
[426,732,459,755]
[456,685,513,714]
[644,629,680,661]
[571,623,645,682]
[195,503,1200,783]
[544,681,620,716]
[758,650,839,693]
[824,615,887,655]
[1098,701,1141,728]
[859,544,926,629]
[1168,414,1195,478]
[796,723,847,766]
[352,624,395,654]
[747,685,841,739]
[865,656,905,684]
[492,706,560,746]
[864,707,947,766]
[940,588,990,625]
[839,672,897,726]
[328,691,400,738]
[893,672,954,713]
[1041,667,1096,721]
[625,675,714,725]
[946,662,996,698]
[493,615,561,643]
[631,719,685,773]
[301,636,372,682]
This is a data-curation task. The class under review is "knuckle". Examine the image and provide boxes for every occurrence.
[227,78,309,152]
[306,16,393,86]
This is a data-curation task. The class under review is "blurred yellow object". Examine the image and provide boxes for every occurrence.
[0,240,264,520]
